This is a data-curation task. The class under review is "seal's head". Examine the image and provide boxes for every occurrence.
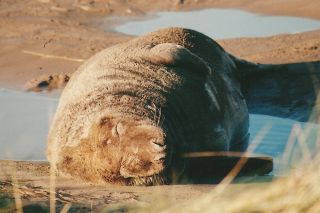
[58,116,167,185]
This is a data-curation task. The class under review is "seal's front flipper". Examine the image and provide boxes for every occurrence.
[235,59,320,122]
[181,152,273,184]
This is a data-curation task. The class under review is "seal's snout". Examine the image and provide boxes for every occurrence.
[118,122,166,178]
[90,116,167,179]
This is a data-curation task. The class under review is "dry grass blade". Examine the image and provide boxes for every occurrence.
[183,151,270,159]
[295,124,312,161]
[168,134,319,213]
[210,123,272,195]
[50,165,56,213]
[22,50,86,62]
[60,203,72,213]
[11,162,23,213]
[282,123,313,168]
[281,123,300,167]
[161,124,272,213]
[50,160,57,213]
[316,125,320,150]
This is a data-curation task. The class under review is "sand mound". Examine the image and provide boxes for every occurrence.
[25,74,70,92]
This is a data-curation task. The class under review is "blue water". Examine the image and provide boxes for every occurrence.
[250,114,319,160]
[0,89,57,160]
[115,9,320,39]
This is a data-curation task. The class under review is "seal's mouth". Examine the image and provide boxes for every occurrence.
[119,139,167,179]
[125,173,168,186]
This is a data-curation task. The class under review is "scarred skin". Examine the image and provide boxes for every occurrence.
[47,27,249,185]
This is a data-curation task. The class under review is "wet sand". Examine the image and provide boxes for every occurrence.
[0,0,320,211]
[0,0,319,90]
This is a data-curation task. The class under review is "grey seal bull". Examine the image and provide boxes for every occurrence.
[47,27,320,185]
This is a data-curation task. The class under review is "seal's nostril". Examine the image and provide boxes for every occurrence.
[151,139,165,147]
[152,141,167,152]
[152,143,164,151]
[155,153,166,161]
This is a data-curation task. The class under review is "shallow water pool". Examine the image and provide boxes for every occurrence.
[0,89,57,160]
[115,9,320,39]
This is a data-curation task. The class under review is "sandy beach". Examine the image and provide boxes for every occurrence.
[0,0,320,212]
[0,0,319,90]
